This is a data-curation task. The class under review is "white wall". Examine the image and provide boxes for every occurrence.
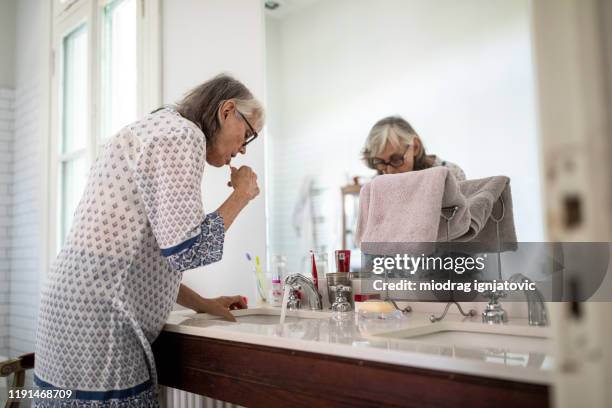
[0,0,16,88]
[0,0,16,359]
[0,89,13,357]
[267,0,544,271]
[162,0,267,302]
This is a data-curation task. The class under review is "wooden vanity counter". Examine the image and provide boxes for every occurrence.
[152,330,550,408]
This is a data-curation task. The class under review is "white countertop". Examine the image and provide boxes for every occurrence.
[163,306,553,385]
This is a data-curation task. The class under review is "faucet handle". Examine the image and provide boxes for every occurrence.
[331,284,351,293]
[331,284,352,313]
[286,286,301,311]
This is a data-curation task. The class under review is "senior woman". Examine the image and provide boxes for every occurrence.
[362,116,465,180]
[33,74,262,407]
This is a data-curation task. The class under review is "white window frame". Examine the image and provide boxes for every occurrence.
[48,0,161,261]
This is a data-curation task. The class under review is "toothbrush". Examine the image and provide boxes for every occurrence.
[310,251,319,290]
[255,255,264,282]
[246,253,266,301]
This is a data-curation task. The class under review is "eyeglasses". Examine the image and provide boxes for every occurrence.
[237,111,258,147]
[370,145,411,171]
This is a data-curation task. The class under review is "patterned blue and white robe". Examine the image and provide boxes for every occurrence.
[33,107,224,407]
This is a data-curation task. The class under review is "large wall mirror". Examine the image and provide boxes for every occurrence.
[265,0,544,273]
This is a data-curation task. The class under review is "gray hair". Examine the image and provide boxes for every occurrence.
[362,115,431,171]
[175,74,265,142]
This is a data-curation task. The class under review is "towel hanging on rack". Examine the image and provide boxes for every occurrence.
[457,176,517,252]
[355,167,517,255]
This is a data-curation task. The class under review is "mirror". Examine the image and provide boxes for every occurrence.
[265,0,543,273]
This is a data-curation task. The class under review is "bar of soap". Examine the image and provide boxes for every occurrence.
[356,300,396,313]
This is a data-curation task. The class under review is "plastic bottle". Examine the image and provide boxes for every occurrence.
[269,255,287,306]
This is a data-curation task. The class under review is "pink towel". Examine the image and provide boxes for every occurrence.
[355,167,469,255]
[355,167,516,255]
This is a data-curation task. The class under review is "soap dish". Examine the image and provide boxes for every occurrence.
[356,300,403,320]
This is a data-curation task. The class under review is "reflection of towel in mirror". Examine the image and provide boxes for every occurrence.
[355,167,516,255]
[458,176,517,251]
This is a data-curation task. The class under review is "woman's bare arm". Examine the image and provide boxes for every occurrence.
[176,284,247,321]
[176,283,208,311]
[216,190,250,231]
[217,166,259,231]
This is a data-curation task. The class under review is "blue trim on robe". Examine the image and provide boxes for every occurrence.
[160,234,198,256]
[34,374,152,401]
[160,211,225,273]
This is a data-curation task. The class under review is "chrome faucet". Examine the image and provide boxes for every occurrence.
[330,284,352,313]
[283,273,323,310]
[285,286,301,311]
[508,273,548,326]
[481,291,508,324]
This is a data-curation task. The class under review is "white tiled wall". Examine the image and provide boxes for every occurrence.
[9,81,41,357]
[0,88,13,359]
[6,0,47,361]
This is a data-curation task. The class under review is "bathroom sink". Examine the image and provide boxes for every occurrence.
[229,314,306,325]
[192,307,333,325]
[374,322,550,349]
[368,322,553,368]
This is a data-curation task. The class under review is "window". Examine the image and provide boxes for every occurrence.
[101,0,138,140]
[50,0,160,254]
[59,23,89,243]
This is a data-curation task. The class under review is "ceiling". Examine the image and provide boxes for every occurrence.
[264,0,322,19]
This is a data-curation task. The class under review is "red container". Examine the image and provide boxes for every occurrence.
[354,293,381,302]
[335,250,351,272]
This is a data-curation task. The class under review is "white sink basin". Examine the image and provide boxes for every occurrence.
[192,307,333,325]
[377,322,550,351]
[368,322,553,368]
[407,330,548,352]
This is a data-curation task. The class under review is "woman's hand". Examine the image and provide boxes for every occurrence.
[230,166,260,200]
[214,295,248,310]
[197,295,248,322]
[218,166,259,231]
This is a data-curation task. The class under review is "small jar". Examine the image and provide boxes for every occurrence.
[269,254,287,306]
[271,254,288,280]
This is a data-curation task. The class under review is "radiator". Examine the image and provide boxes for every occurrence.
[159,386,241,408]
